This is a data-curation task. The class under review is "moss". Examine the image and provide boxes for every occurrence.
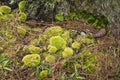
[49,36,66,50]
[61,30,70,40]
[76,35,94,45]
[0,47,3,52]
[45,54,56,63]
[62,47,73,58]
[28,45,41,54]
[39,70,48,78]
[0,6,11,14]
[39,34,47,43]
[18,12,27,22]
[30,39,40,45]
[44,26,63,38]
[48,45,57,53]
[17,27,26,38]
[22,54,40,67]
[18,1,26,12]
[71,42,80,49]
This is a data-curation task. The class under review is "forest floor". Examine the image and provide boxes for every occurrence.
[0,18,120,80]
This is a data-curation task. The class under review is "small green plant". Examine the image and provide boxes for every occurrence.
[45,54,56,63]
[49,36,66,50]
[17,27,26,38]
[28,45,41,54]
[18,12,27,22]
[22,54,40,67]
[55,13,64,21]
[71,42,80,49]
[39,70,48,78]
[44,26,63,38]
[18,0,26,12]
[30,39,40,45]
[62,47,73,58]
[75,35,94,45]
[0,54,12,71]
[61,31,70,40]
[0,6,11,14]
[48,45,57,53]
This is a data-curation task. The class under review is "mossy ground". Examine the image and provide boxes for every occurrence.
[0,17,120,80]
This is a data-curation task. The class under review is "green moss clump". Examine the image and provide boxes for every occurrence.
[30,39,40,45]
[71,42,80,49]
[17,27,26,38]
[49,36,66,50]
[28,45,41,54]
[62,47,73,58]
[18,12,27,22]
[18,1,26,12]
[39,70,48,78]
[22,54,40,67]
[76,35,94,45]
[44,26,63,38]
[61,31,70,40]
[0,6,11,14]
[39,34,47,43]
[45,54,56,63]
[48,45,57,53]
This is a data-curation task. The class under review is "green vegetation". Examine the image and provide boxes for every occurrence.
[0,2,119,80]
[45,54,56,63]
[18,1,26,12]
[49,36,66,50]
[44,26,63,38]
[62,47,73,58]
[22,54,41,67]
[28,45,41,54]
[39,70,48,78]
[55,10,109,29]
[18,12,27,22]
[48,45,57,53]
[0,6,11,14]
